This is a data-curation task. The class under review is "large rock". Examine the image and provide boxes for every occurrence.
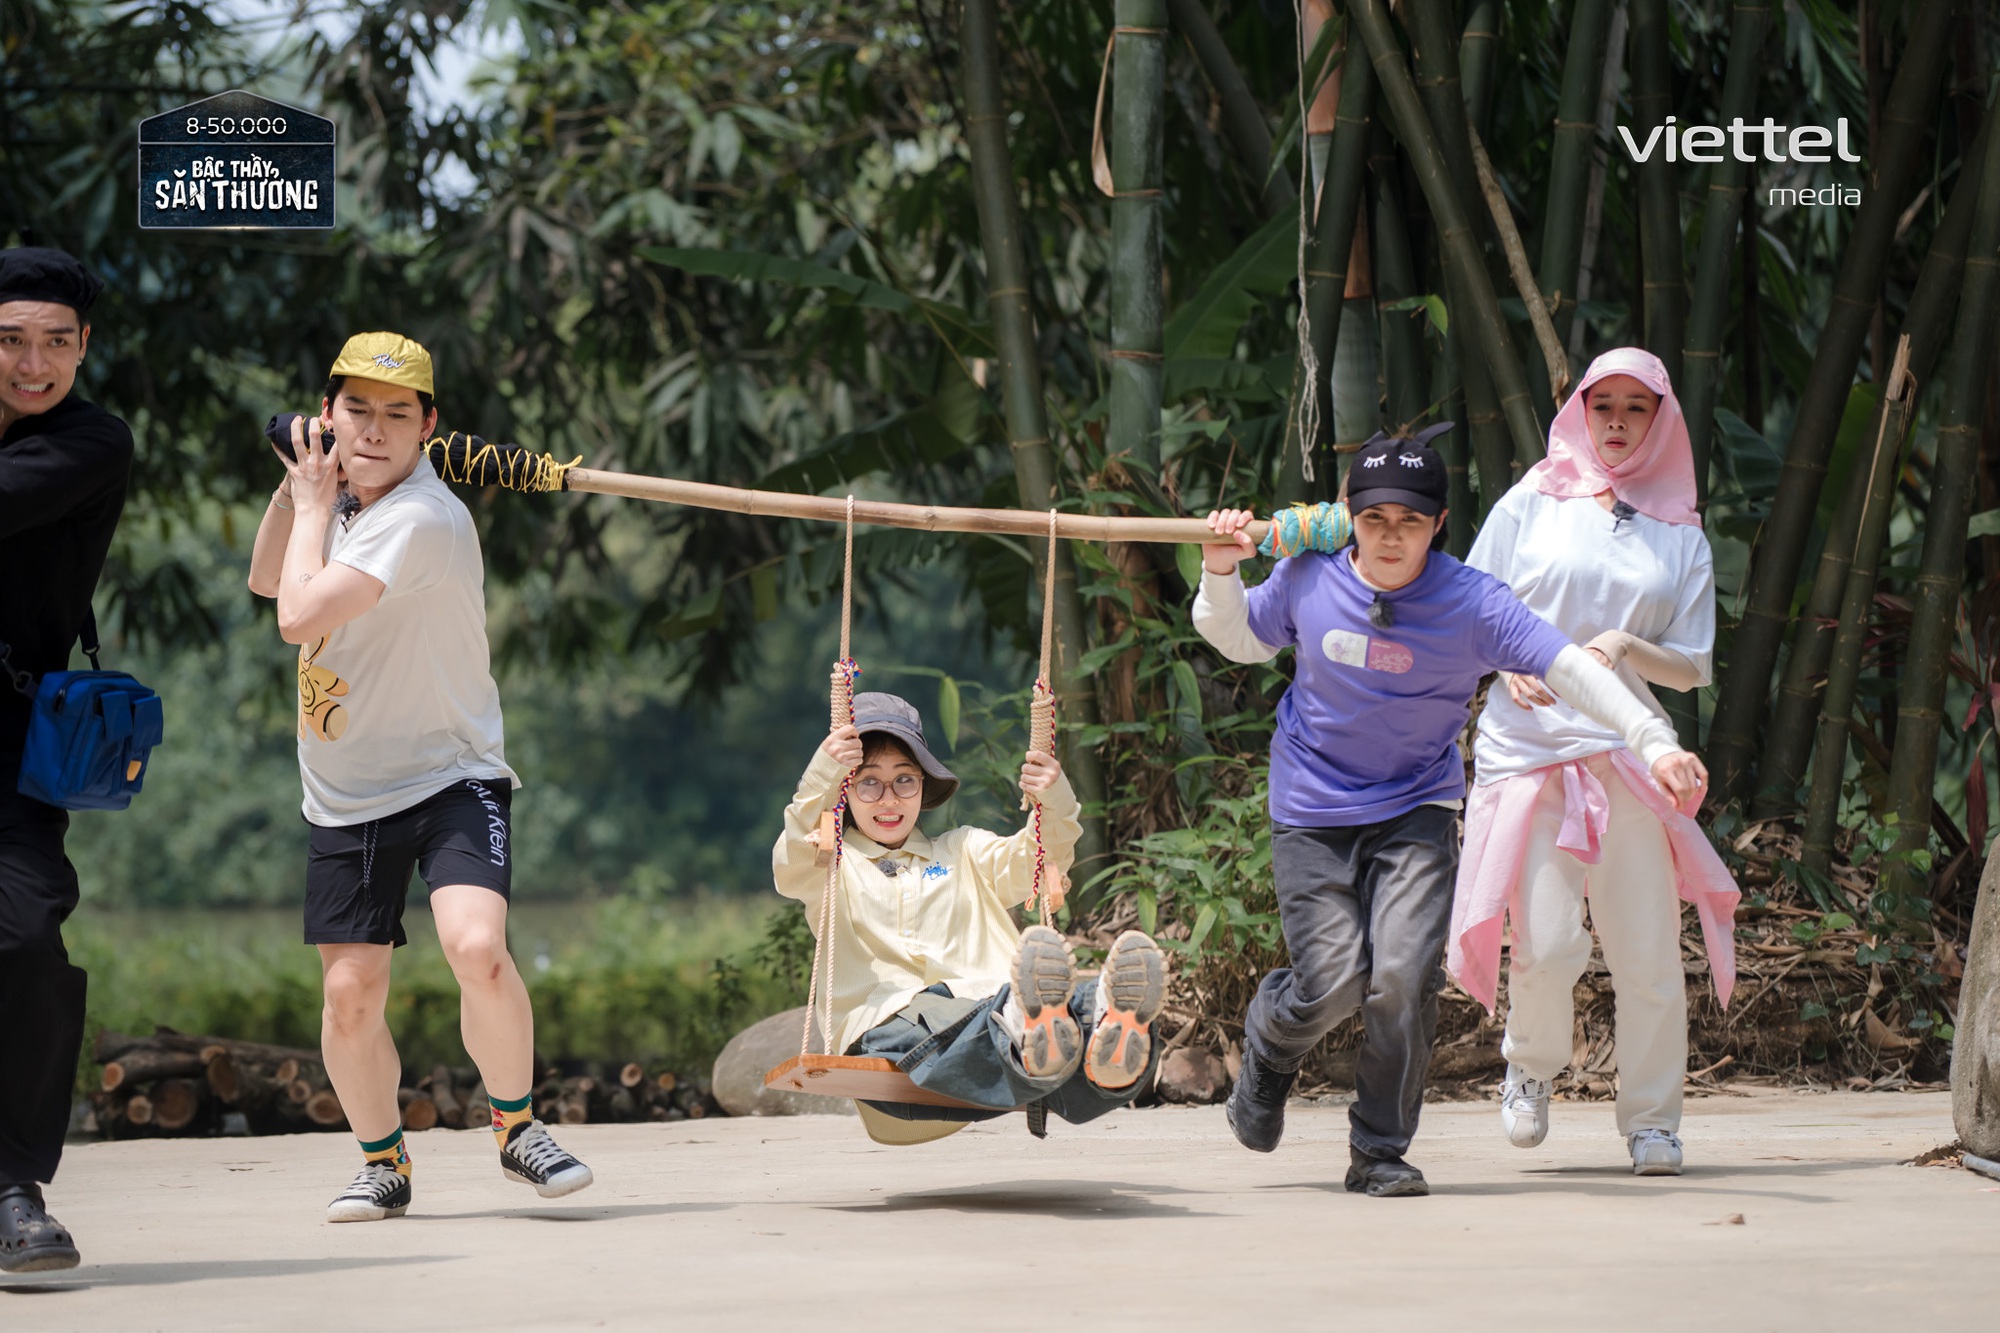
[1157,1047,1230,1104]
[1953,852,2000,1157]
[712,1008,857,1118]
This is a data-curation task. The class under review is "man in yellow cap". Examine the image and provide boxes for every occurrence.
[248,333,592,1222]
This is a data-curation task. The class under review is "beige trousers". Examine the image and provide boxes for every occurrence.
[1500,752,1687,1136]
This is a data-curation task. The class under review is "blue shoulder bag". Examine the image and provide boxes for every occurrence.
[1,611,164,811]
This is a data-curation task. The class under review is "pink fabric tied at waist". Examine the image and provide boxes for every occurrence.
[1447,749,1739,1013]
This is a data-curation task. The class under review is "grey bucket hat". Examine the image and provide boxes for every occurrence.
[851,691,959,809]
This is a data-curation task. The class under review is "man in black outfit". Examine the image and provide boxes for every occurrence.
[0,246,133,1272]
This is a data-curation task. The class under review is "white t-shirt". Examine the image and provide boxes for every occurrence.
[295,465,517,825]
[1466,483,1714,782]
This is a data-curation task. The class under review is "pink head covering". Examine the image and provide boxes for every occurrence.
[1527,347,1700,526]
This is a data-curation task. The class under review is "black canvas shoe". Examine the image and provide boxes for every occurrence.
[325,1161,411,1223]
[1345,1147,1429,1197]
[500,1120,594,1198]
[0,1184,80,1272]
[1224,1046,1297,1152]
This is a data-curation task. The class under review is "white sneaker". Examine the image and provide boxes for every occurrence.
[1498,1065,1551,1148]
[1628,1129,1684,1176]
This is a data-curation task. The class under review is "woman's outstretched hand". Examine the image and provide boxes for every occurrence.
[1650,750,1708,813]
[1203,509,1259,574]
[1502,671,1558,709]
[1021,749,1061,796]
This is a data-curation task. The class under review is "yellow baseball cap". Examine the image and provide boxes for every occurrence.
[329,331,434,396]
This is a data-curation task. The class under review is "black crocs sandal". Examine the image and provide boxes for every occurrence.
[0,1184,81,1273]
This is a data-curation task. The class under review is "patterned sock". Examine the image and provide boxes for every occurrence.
[360,1128,411,1178]
[489,1090,533,1147]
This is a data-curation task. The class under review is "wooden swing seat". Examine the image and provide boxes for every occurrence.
[763,1055,1020,1112]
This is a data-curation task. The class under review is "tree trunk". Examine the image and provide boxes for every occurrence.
[1166,0,1294,216]
[1761,116,1988,818]
[1884,91,2000,914]
[1628,0,1685,387]
[1801,342,1918,875]
[961,0,1108,882]
[1680,0,1772,507]
[1534,0,1616,398]
[1705,0,1954,803]
[1352,0,1541,486]
[1109,0,1167,474]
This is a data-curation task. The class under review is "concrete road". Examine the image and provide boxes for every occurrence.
[2,1091,1991,1331]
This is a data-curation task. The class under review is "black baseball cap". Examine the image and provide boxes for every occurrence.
[1346,425,1452,517]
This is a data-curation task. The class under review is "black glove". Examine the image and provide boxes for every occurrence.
[262,412,335,463]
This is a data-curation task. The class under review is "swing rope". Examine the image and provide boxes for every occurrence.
[801,496,861,1060]
[1025,509,1061,928]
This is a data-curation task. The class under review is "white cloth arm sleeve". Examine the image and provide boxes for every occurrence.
[1545,644,1683,769]
[1193,569,1283,664]
[1588,630,1705,692]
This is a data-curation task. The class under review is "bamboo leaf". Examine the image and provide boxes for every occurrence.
[938,674,962,751]
[1162,211,1300,359]
[1968,509,2000,539]
[638,246,914,312]
[1163,357,1277,401]
[1170,658,1204,732]
[758,363,984,492]
[1190,903,1219,949]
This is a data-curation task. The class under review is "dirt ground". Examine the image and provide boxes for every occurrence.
[3,1090,1992,1331]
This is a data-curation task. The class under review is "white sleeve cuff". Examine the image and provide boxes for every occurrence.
[1545,644,1682,769]
[1193,569,1282,663]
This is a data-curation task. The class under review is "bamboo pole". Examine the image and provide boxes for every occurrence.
[1680,0,1772,509]
[1533,0,1614,384]
[1883,93,2000,915]
[1106,0,1168,472]
[565,467,1269,545]
[1629,0,1686,386]
[1757,115,1987,817]
[1351,0,1544,485]
[963,0,1108,869]
[1281,25,1376,503]
[1458,0,1499,139]
[1705,0,1953,802]
[1468,123,1567,409]
[1801,339,1917,875]
[1403,0,1518,488]
[1369,130,1433,434]
[1167,0,1295,216]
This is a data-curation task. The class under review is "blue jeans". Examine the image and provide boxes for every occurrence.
[850,982,1156,1128]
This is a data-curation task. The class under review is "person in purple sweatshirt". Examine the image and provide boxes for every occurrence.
[1192,432,1706,1197]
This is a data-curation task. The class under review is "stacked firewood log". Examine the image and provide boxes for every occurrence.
[88,1029,720,1139]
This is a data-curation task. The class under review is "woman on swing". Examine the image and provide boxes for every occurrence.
[773,686,1168,1145]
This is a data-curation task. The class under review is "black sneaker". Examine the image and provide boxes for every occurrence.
[0,1184,80,1272]
[325,1161,411,1223]
[500,1120,594,1198]
[1345,1147,1429,1197]
[1224,1045,1297,1153]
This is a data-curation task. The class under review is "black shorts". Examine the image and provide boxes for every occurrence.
[304,777,513,947]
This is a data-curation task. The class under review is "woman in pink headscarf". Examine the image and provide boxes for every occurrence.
[1447,348,1739,1178]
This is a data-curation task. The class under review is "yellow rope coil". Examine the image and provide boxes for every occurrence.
[422,432,581,494]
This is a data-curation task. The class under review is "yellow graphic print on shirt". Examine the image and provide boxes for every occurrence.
[298,637,350,742]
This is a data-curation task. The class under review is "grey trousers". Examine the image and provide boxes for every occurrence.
[1245,805,1459,1160]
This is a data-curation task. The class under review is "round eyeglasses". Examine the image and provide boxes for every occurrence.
[852,773,923,803]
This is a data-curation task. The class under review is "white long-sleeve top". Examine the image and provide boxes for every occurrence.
[772,745,1082,1056]
[1467,484,1715,782]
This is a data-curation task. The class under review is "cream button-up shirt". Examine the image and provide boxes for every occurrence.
[773,745,1082,1057]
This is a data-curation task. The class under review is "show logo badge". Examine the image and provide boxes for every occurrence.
[1618,115,1864,208]
[138,90,335,230]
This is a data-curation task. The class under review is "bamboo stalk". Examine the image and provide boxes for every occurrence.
[1108,0,1168,472]
[1281,27,1376,503]
[1534,0,1615,370]
[1467,123,1567,408]
[567,467,1267,546]
[1458,0,1499,138]
[963,0,1106,873]
[1883,92,2000,913]
[1403,0,1518,486]
[1757,115,1988,817]
[1801,339,1918,874]
[1369,131,1432,438]
[1705,0,1954,802]
[1629,0,1685,386]
[1352,0,1543,483]
[1679,0,1771,509]
[1167,0,1294,216]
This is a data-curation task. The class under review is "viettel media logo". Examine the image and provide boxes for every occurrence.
[1618,116,1863,165]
